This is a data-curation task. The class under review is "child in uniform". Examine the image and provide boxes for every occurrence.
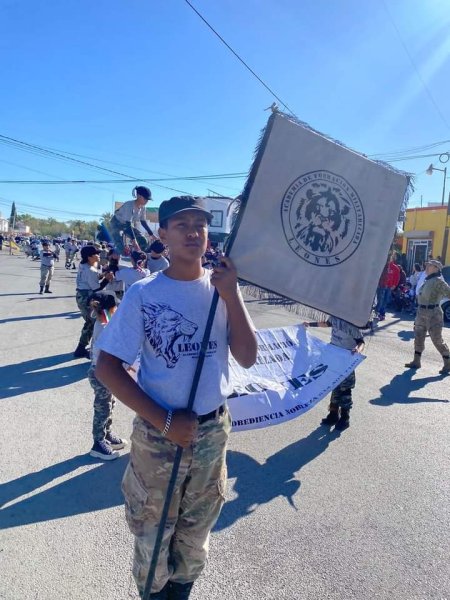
[39,241,57,294]
[88,291,127,460]
[109,186,154,255]
[304,316,365,430]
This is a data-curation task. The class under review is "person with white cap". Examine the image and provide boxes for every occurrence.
[405,259,450,374]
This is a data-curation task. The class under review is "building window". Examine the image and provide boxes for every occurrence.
[210,210,223,228]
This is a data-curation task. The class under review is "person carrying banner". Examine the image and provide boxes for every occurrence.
[95,196,257,599]
[405,259,450,374]
[304,317,365,430]
[109,186,154,255]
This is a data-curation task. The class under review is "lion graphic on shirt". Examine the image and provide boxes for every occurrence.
[142,303,198,368]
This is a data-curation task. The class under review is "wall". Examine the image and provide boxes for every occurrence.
[402,206,449,263]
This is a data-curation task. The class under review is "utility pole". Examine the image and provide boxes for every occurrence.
[440,190,450,265]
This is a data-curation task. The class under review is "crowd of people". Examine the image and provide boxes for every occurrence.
[4,188,450,600]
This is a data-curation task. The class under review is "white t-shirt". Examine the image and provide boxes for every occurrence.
[96,270,231,415]
[115,266,151,291]
[114,200,146,225]
[146,255,169,274]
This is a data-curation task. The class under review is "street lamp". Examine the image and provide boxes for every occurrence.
[426,153,450,264]
[426,152,449,206]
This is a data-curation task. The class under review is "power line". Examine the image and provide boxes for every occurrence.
[0,174,246,184]
[183,0,298,118]
[369,139,450,158]
[0,134,193,195]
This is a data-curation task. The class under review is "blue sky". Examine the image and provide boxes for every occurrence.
[0,0,449,221]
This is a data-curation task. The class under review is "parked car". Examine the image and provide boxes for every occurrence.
[441,266,450,322]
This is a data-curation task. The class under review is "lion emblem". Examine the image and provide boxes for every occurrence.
[142,303,198,368]
[294,184,350,254]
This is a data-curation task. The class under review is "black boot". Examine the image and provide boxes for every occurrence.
[335,408,350,431]
[44,285,52,293]
[149,583,169,599]
[39,286,44,295]
[321,404,339,425]
[74,343,90,359]
[167,581,194,600]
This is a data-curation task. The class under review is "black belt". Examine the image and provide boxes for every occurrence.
[418,304,439,309]
[198,405,225,424]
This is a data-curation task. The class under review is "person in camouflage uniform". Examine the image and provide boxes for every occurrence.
[88,291,127,461]
[405,259,450,374]
[95,197,257,599]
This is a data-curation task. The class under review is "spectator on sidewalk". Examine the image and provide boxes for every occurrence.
[375,255,400,321]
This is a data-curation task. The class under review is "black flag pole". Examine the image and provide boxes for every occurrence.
[141,112,277,599]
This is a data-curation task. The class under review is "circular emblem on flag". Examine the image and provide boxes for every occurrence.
[281,171,365,266]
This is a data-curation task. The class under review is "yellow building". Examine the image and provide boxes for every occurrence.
[402,205,450,269]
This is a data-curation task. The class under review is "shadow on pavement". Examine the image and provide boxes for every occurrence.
[26,295,75,301]
[370,369,448,406]
[397,330,415,341]
[0,453,128,529]
[0,311,79,324]
[0,352,89,399]
[214,424,341,532]
[0,292,41,297]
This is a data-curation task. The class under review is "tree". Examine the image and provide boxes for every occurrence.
[9,202,17,229]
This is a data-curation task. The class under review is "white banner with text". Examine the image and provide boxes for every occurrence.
[228,325,364,432]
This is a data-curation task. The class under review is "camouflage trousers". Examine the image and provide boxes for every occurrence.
[87,366,115,441]
[76,290,95,348]
[414,307,449,357]
[330,371,356,411]
[122,409,230,596]
[39,265,54,287]
[110,216,147,254]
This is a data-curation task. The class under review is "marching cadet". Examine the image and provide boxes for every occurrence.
[39,241,57,294]
[405,259,450,374]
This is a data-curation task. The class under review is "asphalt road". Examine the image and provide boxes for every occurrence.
[0,251,449,600]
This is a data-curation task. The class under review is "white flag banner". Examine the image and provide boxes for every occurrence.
[228,325,364,432]
[228,113,410,326]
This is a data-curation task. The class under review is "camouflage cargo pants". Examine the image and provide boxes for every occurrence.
[330,371,356,411]
[76,290,95,348]
[39,265,54,287]
[414,307,449,356]
[122,409,230,596]
[87,366,115,441]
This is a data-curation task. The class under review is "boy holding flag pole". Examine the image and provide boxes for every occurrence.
[95,196,257,599]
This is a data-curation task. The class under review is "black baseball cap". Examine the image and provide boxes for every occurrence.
[158,196,213,225]
[80,245,99,261]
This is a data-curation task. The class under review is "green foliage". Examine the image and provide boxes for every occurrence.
[17,214,99,239]
[9,202,17,227]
